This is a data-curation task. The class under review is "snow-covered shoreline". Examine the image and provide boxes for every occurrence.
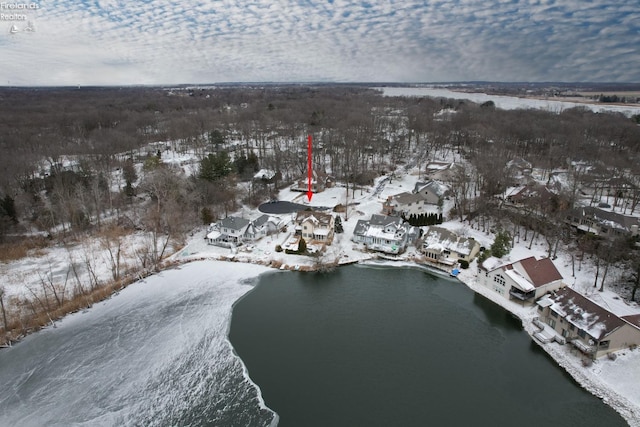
[453,264,640,427]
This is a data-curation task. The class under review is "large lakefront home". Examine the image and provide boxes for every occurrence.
[206,215,279,247]
[537,287,640,359]
[480,256,565,303]
[294,210,335,243]
[421,226,481,265]
[352,214,414,254]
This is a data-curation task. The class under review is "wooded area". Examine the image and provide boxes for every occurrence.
[1,85,640,343]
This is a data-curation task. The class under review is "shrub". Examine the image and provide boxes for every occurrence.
[459,260,469,269]
[275,244,283,252]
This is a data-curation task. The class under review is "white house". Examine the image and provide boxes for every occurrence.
[352,214,413,254]
[480,256,565,303]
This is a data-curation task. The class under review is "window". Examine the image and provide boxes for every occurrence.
[578,329,586,339]
[562,329,568,337]
[569,324,575,331]
[493,274,506,287]
[548,319,556,328]
[551,311,558,318]
[599,341,610,349]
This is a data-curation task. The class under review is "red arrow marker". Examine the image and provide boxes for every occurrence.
[307,134,313,202]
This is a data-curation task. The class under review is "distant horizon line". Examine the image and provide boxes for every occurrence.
[2,81,640,89]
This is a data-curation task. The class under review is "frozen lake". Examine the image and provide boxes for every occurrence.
[376,87,640,117]
[0,261,276,427]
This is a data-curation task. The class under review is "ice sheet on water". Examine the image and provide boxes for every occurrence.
[0,261,276,427]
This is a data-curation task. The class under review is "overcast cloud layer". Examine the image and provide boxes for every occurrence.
[1,0,638,85]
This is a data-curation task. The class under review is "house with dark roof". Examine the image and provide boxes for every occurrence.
[565,206,640,238]
[291,169,334,193]
[352,214,413,254]
[505,183,555,208]
[536,287,640,358]
[207,216,250,247]
[480,256,565,303]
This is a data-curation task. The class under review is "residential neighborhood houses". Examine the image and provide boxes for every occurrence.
[197,160,640,363]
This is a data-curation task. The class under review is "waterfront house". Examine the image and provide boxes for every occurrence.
[352,214,413,254]
[480,256,564,303]
[294,211,335,243]
[207,215,279,247]
[421,226,480,265]
[207,216,251,247]
[537,287,640,359]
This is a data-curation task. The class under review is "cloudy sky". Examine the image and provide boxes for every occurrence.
[1,0,638,85]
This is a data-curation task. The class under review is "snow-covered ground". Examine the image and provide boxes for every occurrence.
[1,232,160,301]
[3,162,640,426]
[0,261,277,426]
[377,87,640,117]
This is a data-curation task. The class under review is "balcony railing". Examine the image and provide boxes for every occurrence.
[509,288,535,301]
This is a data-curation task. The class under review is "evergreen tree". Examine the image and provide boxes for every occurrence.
[199,152,233,182]
[334,215,344,233]
[490,230,511,258]
[298,237,307,253]
[0,195,17,222]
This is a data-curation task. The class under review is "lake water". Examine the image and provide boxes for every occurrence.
[0,262,628,426]
[230,265,628,427]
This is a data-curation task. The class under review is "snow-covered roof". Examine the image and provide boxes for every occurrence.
[490,256,563,288]
[253,169,276,180]
[422,226,477,256]
[547,287,627,341]
[295,210,333,227]
[504,269,535,292]
[206,231,222,240]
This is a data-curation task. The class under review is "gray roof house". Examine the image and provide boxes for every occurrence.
[352,214,413,254]
[207,215,279,247]
[565,206,640,238]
